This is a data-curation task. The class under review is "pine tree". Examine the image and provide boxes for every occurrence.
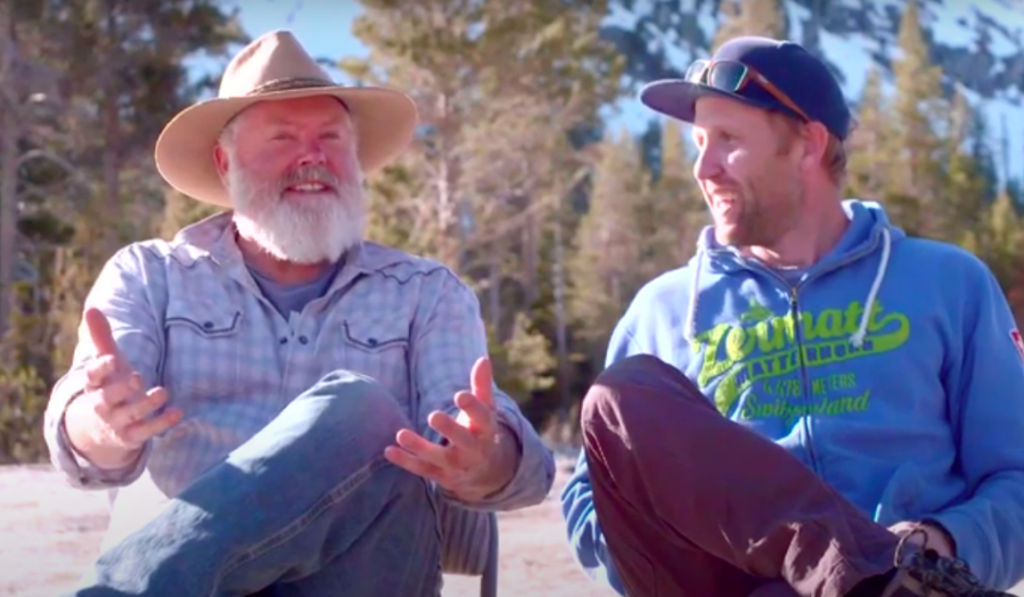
[159,190,225,240]
[942,89,992,242]
[341,0,624,273]
[638,118,705,278]
[889,0,947,237]
[976,190,1024,292]
[713,0,789,50]
[567,127,649,367]
[846,67,895,201]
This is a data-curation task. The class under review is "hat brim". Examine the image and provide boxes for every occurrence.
[154,86,418,207]
[638,79,780,124]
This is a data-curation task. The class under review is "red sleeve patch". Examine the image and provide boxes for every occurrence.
[1011,329,1024,361]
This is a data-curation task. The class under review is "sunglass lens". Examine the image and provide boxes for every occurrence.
[684,60,709,83]
[706,61,747,91]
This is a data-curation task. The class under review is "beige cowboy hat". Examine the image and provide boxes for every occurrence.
[154,29,419,207]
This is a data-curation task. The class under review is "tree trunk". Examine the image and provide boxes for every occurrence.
[0,5,20,345]
[522,215,538,305]
[552,192,571,427]
[488,248,500,333]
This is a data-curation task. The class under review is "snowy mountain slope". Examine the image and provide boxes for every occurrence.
[601,0,1024,184]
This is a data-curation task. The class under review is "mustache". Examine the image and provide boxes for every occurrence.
[280,165,342,191]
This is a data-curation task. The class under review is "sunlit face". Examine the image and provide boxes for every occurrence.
[214,95,366,264]
[690,96,805,248]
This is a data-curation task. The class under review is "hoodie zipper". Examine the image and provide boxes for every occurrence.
[716,228,884,477]
[747,267,820,473]
[788,283,820,473]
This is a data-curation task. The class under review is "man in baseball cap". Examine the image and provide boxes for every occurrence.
[561,36,1024,597]
[640,35,854,141]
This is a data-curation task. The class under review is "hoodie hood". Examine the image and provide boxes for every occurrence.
[683,199,905,347]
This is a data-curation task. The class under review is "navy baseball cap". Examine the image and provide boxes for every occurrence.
[639,36,853,140]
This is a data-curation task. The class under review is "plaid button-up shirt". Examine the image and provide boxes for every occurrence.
[44,212,555,551]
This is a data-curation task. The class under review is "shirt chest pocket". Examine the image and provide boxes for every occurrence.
[335,319,411,408]
[161,299,244,405]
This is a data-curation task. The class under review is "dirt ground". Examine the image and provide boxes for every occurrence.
[1,454,1021,597]
[0,454,615,597]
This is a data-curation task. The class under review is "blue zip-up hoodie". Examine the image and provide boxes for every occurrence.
[561,199,1024,592]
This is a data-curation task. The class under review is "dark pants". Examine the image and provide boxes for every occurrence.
[581,354,902,597]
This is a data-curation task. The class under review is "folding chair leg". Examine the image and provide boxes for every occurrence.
[479,512,499,597]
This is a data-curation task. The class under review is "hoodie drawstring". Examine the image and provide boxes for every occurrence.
[684,245,704,343]
[849,227,891,348]
[683,227,892,348]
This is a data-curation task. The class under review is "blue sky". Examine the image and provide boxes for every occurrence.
[234,1,367,82]
[187,1,366,85]
[189,0,650,131]
[194,1,1024,183]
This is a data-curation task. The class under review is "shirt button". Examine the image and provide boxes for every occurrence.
[299,336,308,345]
[279,337,288,345]
[203,321,214,330]
[367,338,378,347]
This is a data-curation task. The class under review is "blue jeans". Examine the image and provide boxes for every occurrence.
[71,371,443,597]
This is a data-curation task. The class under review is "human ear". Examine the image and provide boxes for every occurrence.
[799,122,830,172]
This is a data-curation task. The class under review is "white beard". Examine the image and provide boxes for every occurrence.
[227,159,367,265]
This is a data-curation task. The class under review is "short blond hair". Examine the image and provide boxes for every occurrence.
[770,112,848,186]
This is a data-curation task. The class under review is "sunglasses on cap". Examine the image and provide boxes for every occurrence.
[684,59,813,123]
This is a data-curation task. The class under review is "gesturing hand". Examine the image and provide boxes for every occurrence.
[385,357,513,500]
[63,307,182,469]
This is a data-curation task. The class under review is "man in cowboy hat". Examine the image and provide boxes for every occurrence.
[43,30,555,596]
